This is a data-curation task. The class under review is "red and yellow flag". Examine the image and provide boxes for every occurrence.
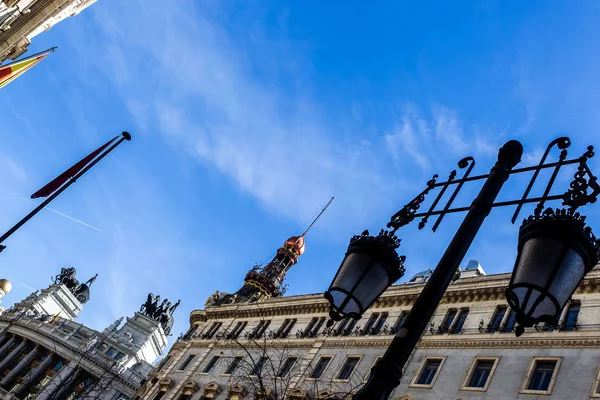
[50,312,61,325]
[31,135,119,199]
[0,47,56,89]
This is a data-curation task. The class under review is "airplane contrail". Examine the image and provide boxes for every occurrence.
[0,187,102,232]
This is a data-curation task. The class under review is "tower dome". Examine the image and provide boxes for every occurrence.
[0,279,12,295]
[284,234,306,256]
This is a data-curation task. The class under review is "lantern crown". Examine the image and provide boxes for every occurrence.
[506,208,600,334]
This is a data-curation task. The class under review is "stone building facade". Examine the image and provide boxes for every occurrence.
[137,256,600,400]
[0,0,98,62]
[0,269,177,400]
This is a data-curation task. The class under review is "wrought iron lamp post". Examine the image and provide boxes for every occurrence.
[323,137,600,400]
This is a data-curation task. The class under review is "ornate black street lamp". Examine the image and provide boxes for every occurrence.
[506,208,600,335]
[324,230,406,322]
[323,137,600,400]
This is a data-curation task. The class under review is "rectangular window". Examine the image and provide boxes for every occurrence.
[410,357,445,388]
[176,394,191,400]
[116,395,131,400]
[488,306,506,332]
[440,309,457,333]
[281,319,297,338]
[224,356,243,375]
[342,319,358,336]
[303,318,318,338]
[593,362,600,396]
[334,318,351,336]
[182,325,197,340]
[52,359,65,372]
[528,361,557,391]
[253,320,271,338]
[278,356,298,378]
[417,360,441,385]
[371,312,388,335]
[230,321,247,339]
[201,355,220,373]
[250,321,264,339]
[462,358,499,391]
[391,311,408,334]
[522,358,561,394]
[157,355,172,372]
[178,354,196,371]
[310,317,326,337]
[251,356,268,376]
[276,319,291,338]
[362,313,379,335]
[450,308,469,334]
[229,322,242,339]
[336,357,360,380]
[204,322,222,339]
[502,309,517,333]
[562,301,580,331]
[106,347,118,358]
[310,356,332,379]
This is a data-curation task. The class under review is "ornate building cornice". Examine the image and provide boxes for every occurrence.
[418,337,600,349]
[189,269,600,324]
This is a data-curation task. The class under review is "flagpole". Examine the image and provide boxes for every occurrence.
[0,131,131,253]
[0,47,57,67]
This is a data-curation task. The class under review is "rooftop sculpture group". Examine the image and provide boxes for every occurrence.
[140,293,180,336]
[53,267,97,304]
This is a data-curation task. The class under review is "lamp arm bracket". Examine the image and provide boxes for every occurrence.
[387,138,599,232]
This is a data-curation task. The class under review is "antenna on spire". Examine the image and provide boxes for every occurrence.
[303,197,334,236]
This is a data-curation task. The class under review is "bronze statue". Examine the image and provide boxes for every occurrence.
[141,293,155,315]
[84,274,98,287]
[169,300,181,316]
[155,299,170,318]
[205,290,220,306]
[150,295,161,317]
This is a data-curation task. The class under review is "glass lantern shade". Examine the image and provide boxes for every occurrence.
[506,209,600,329]
[324,230,406,321]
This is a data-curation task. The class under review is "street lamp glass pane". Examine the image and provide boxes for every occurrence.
[333,252,372,291]
[514,238,561,287]
[354,262,389,309]
[511,287,556,320]
[547,248,586,308]
[329,290,360,315]
[330,252,389,315]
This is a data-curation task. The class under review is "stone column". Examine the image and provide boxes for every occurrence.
[37,360,76,400]
[13,352,54,398]
[1,344,40,388]
[51,367,84,400]
[0,335,17,358]
[0,338,27,371]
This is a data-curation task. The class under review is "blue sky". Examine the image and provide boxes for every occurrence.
[2,0,600,356]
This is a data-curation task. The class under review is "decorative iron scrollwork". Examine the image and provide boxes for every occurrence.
[388,174,438,231]
[563,146,600,210]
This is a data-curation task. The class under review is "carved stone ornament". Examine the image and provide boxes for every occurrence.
[256,387,276,400]
[228,383,247,400]
[392,396,415,400]
[182,379,199,395]
[287,387,308,400]
[158,377,174,392]
[203,381,222,398]
[316,390,335,400]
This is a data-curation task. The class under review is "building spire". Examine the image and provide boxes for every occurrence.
[206,197,334,306]
[303,196,334,236]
